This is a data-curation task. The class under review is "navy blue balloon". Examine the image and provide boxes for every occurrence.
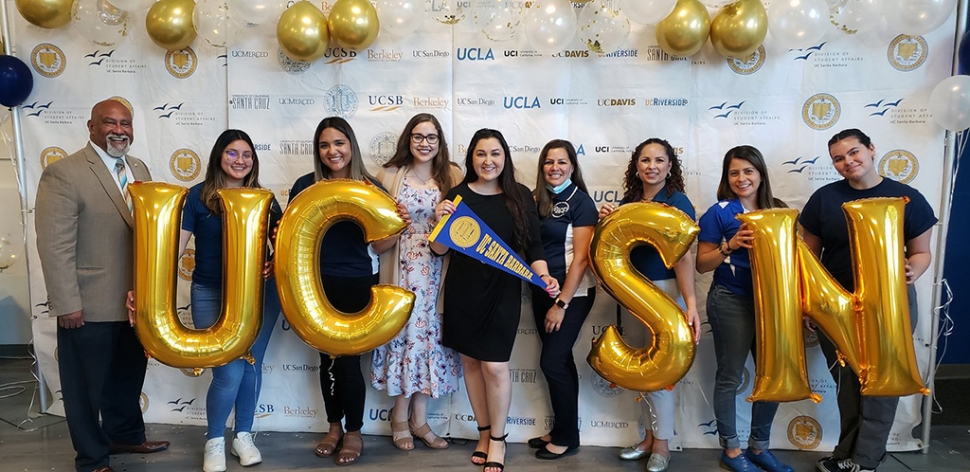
[0,55,34,108]
[960,31,970,75]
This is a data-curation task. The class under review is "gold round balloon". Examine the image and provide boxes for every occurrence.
[277,1,330,62]
[146,0,197,51]
[587,202,699,392]
[328,0,380,51]
[275,179,413,357]
[130,183,275,368]
[709,0,767,59]
[15,0,73,29]
[655,0,711,57]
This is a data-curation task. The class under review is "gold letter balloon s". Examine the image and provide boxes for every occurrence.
[588,202,699,391]
[130,182,274,368]
[275,179,414,357]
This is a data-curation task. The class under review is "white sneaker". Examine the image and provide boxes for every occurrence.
[203,437,226,472]
[231,432,263,466]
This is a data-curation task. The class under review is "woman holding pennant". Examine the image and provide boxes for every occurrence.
[431,128,559,472]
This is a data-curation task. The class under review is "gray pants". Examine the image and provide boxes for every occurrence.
[818,285,918,470]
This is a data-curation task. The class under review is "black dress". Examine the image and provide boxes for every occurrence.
[441,182,545,362]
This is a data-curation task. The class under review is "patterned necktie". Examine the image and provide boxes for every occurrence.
[114,158,132,214]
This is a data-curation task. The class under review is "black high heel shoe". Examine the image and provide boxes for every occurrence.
[470,425,490,465]
[483,433,508,472]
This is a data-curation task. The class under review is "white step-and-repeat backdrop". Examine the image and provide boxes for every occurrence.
[12,0,954,453]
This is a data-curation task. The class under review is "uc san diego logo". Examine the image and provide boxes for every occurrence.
[325,84,358,119]
[178,249,195,281]
[31,43,66,78]
[369,131,398,166]
[888,35,928,72]
[170,148,202,181]
[802,93,840,130]
[727,45,765,75]
[165,47,198,79]
[788,415,822,449]
[879,149,919,184]
[40,147,67,169]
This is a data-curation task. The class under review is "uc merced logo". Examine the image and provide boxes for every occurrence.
[40,147,67,169]
[170,148,202,181]
[802,93,840,130]
[325,84,358,119]
[888,35,928,72]
[788,415,822,450]
[369,131,398,166]
[165,47,198,79]
[31,43,66,78]
[727,45,765,75]
[879,149,919,184]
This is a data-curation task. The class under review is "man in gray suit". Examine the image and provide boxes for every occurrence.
[35,99,169,472]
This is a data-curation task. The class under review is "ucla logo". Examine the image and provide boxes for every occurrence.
[40,146,67,169]
[325,84,358,119]
[178,249,195,281]
[165,47,198,79]
[139,392,150,414]
[169,148,202,182]
[369,131,398,166]
[590,371,622,398]
[878,149,919,185]
[456,47,495,61]
[802,93,840,130]
[108,96,134,114]
[788,416,822,449]
[278,49,311,75]
[888,35,928,72]
[728,45,765,75]
[31,43,66,78]
[503,96,540,109]
[576,144,585,155]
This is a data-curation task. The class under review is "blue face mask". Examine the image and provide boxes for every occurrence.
[546,178,572,195]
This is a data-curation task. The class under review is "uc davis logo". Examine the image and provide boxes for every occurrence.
[369,131,398,166]
[178,249,195,281]
[888,35,928,72]
[802,93,840,130]
[139,392,150,413]
[456,47,495,61]
[590,371,622,398]
[169,148,202,181]
[788,416,822,449]
[165,47,198,79]
[727,45,765,75]
[325,84,358,119]
[865,98,903,117]
[31,43,66,78]
[40,147,67,169]
[277,49,311,75]
[878,149,919,184]
[781,156,821,174]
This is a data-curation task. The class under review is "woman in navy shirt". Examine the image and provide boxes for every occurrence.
[599,138,701,472]
[526,140,598,460]
[696,145,792,472]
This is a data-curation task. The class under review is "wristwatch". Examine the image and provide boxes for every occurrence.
[554,298,568,310]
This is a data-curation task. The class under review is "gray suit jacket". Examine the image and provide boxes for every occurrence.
[35,143,152,322]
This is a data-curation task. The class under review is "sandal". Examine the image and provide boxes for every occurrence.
[391,409,414,451]
[335,431,362,466]
[314,432,342,458]
[483,433,508,472]
[411,423,448,449]
[471,425,490,465]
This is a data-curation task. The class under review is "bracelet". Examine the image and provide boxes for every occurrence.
[718,242,732,257]
[539,274,550,278]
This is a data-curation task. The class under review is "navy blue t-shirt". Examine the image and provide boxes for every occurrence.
[287,172,381,278]
[537,183,598,292]
[698,199,753,297]
[623,186,696,281]
[181,183,282,288]
[799,178,937,291]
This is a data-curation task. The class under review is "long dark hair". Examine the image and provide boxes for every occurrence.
[312,116,375,182]
[384,113,457,195]
[716,145,786,209]
[621,138,684,202]
[534,139,589,219]
[463,128,530,250]
[201,129,262,214]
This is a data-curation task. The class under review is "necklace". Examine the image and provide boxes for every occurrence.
[408,168,433,185]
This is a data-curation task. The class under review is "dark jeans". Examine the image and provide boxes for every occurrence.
[819,285,919,470]
[318,273,377,432]
[531,288,595,448]
[707,283,779,451]
[57,321,148,472]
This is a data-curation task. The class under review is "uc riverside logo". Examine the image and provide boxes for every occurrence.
[165,47,198,79]
[170,148,202,181]
[802,93,840,130]
[878,149,919,184]
[31,43,66,78]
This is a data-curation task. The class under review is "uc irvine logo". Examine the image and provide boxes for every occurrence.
[169,148,202,181]
[878,149,919,185]
[40,147,67,169]
[165,47,198,79]
[802,93,840,130]
[727,45,765,75]
[31,43,66,78]
[325,84,358,119]
[888,35,928,72]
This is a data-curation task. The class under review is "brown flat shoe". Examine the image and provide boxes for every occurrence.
[314,432,342,458]
[336,431,362,466]
[411,423,448,449]
[391,409,414,451]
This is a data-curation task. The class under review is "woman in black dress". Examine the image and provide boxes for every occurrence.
[431,129,559,472]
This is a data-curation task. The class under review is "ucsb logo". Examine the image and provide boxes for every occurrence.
[503,96,540,109]
[368,95,404,106]
[256,404,274,413]
[456,47,495,61]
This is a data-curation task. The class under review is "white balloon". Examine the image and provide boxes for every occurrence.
[830,0,881,35]
[523,0,577,54]
[883,0,955,36]
[72,0,131,47]
[194,0,236,48]
[105,0,154,12]
[929,75,970,131]
[577,1,630,54]
[230,0,287,25]
[619,0,675,25]
[471,0,525,42]
[377,0,426,36]
[428,0,467,25]
[768,0,829,49]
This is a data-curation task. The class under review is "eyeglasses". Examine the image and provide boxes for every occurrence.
[411,133,439,144]
[225,149,254,160]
